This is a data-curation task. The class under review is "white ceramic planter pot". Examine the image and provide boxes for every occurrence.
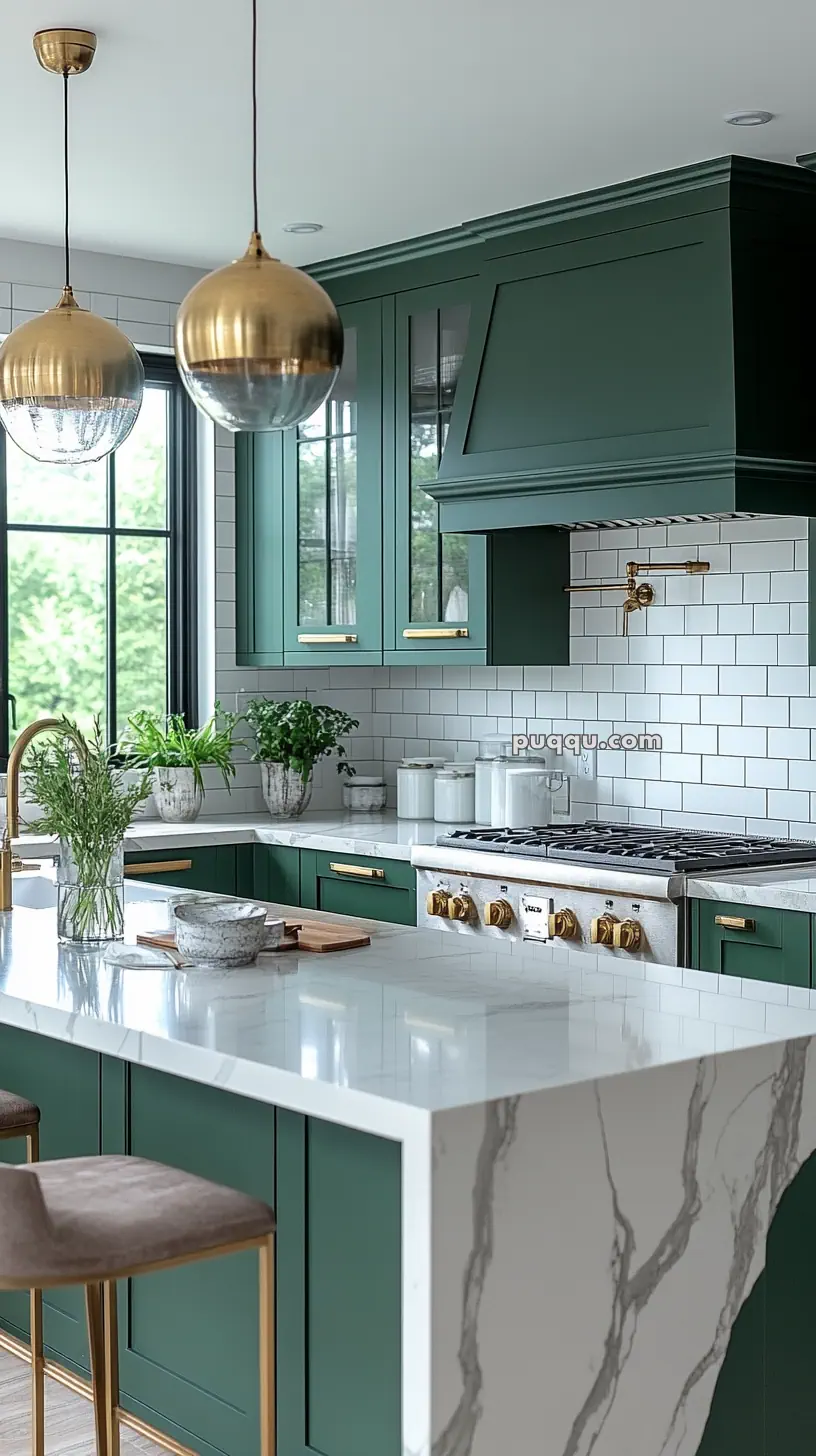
[261,762,313,818]
[152,767,204,823]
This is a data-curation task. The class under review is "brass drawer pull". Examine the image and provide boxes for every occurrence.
[125,859,193,877]
[402,628,469,639]
[297,633,358,644]
[714,914,756,932]
[329,862,385,879]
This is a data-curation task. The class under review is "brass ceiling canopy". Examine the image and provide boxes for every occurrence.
[0,28,143,463]
[174,0,342,432]
[33,28,96,75]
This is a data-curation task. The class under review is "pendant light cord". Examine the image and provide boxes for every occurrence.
[63,69,71,289]
[251,0,259,236]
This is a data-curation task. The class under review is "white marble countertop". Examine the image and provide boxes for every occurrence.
[3,879,816,1137]
[12,811,450,864]
[688,864,816,914]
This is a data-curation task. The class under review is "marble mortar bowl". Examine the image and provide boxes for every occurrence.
[173,901,282,968]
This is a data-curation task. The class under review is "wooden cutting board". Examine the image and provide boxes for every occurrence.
[137,919,370,957]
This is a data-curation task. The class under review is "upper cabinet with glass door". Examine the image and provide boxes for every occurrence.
[386,280,487,662]
[282,298,383,666]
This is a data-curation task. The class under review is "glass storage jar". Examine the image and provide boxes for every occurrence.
[433,764,476,824]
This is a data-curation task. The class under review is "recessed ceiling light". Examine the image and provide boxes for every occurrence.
[282,222,324,234]
[724,110,774,127]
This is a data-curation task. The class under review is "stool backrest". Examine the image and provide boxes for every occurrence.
[0,1164,54,1285]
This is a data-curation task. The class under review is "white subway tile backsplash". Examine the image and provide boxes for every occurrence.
[753,603,789,634]
[700,696,742,725]
[683,783,766,818]
[768,727,810,759]
[659,694,700,724]
[790,698,816,728]
[746,758,788,789]
[702,755,744,786]
[685,605,719,635]
[718,725,766,757]
[742,696,788,727]
[663,636,702,664]
[770,572,807,602]
[682,725,718,755]
[742,572,771,603]
[682,665,719,695]
[731,540,795,574]
[661,753,702,783]
[703,574,742,604]
[719,605,755,635]
[768,789,811,821]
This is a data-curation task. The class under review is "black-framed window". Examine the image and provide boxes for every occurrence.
[0,354,197,766]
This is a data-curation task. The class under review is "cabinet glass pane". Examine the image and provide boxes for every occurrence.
[408,305,470,623]
[296,326,358,627]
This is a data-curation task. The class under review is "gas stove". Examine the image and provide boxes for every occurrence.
[413,821,816,966]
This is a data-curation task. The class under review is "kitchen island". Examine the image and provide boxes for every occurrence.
[2,890,816,1456]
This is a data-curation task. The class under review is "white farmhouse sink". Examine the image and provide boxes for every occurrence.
[11,873,173,910]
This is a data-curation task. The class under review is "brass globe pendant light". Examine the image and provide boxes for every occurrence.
[174,0,343,431]
[0,30,144,465]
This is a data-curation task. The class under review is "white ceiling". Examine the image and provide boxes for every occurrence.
[2,0,816,271]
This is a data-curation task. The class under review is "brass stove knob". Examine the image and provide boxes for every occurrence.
[548,908,578,941]
[426,890,451,918]
[484,899,513,930]
[590,913,618,946]
[447,894,476,922]
[612,918,643,952]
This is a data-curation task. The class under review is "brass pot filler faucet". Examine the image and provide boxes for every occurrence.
[565,559,710,634]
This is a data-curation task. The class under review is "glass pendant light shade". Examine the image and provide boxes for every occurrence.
[175,233,343,432]
[0,286,144,464]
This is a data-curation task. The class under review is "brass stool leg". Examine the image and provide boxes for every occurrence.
[259,1233,276,1456]
[26,1128,45,1456]
[85,1282,109,1456]
[103,1281,121,1456]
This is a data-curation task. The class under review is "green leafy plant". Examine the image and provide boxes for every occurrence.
[245,699,359,783]
[119,703,239,792]
[22,718,151,940]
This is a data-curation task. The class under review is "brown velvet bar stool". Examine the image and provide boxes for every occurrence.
[0,1154,276,1456]
[0,1088,44,1455]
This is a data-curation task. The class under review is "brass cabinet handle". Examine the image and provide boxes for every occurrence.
[297,633,358,644]
[125,859,193,877]
[402,628,469,639]
[714,914,756,932]
[328,862,385,879]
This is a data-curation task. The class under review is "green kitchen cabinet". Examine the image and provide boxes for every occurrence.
[253,842,301,907]
[277,1111,401,1456]
[690,899,811,986]
[385,280,568,665]
[124,845,238,895]
[300,848,416,925]
[0,1026,100,1374]
[282,299,384,667]
[237,301,384,668]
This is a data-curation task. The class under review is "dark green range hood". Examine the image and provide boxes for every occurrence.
[428,156,816,532]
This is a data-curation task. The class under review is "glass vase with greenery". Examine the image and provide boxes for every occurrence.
[119,703,239,822]
[245,699,359,817]
[23,718,151,944]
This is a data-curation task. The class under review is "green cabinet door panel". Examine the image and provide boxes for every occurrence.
[300,849,417,925]
[282,299,384,667]
[0,1025,100,1374]
[124,846,238,896]
[696,1145,816,1455]
[235,430,285,666]
[277,1110,401,1456]
[690,899,811,986]
[102,1059,275,1456]
[253,843,301,907]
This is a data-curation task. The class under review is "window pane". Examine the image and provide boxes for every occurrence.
[115,536,167,735]
[410,311,437,416]
[442,534,469,621]
[328,327,357,438]
[116,384,168,529]
[298,403,328,440]
[6,441,106,527]
[7,531,106,744]
[439,304,469,410]
[410,421,439,622]
[329,437,356,624]
[298,439,328,626]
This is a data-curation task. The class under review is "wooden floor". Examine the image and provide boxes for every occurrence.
[0,1346,163,1454]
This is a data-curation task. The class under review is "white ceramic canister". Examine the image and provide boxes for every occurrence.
[342,776,387,813]
[475,734,511,824]
[434,764,476,824]
[397,758,446,819]
[489,756,515,826]
[504,766,557,828]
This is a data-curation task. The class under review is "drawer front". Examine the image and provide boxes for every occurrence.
[301,850,417,926]
[692,899,811,986]
[124,846,237,896]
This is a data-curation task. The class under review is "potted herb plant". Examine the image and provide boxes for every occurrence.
[120,703,239,822]
[23,718,151,944]
[245,699,359,817]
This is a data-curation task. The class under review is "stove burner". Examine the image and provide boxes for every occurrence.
[436,821,816,873]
